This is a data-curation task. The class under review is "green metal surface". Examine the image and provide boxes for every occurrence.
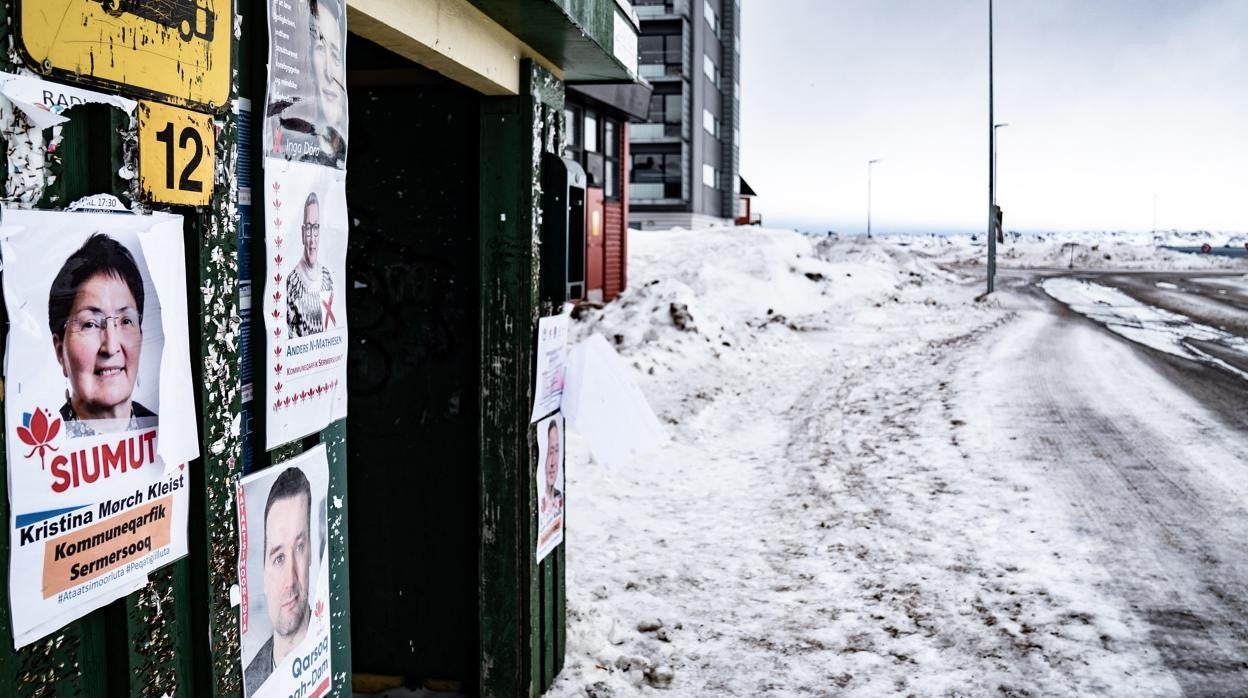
[466,0,635,82]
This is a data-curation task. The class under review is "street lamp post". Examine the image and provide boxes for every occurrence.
[867,159,881,238]
[987,0,996,294]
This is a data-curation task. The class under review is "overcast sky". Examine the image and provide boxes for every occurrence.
[739,0,1248,234]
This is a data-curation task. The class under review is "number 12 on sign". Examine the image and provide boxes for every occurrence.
[139,101,215,206]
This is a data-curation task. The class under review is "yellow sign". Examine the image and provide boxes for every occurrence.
[138,101,215,206]
[18,0,231,110]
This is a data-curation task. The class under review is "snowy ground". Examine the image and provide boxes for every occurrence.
[549,227,1247,697]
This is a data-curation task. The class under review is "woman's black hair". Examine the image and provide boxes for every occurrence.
[48,233,145,339]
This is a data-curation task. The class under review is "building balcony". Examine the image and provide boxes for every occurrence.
[630,184,685,203]
[630,123,684,143]
[634,0,689,20]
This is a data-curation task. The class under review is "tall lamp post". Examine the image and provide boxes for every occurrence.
[867,158,881,237]
[986,0,996,294]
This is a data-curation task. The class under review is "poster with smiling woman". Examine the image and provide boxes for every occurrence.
[1,209,197,649]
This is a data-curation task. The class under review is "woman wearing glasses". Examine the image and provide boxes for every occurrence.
[47,233,156,437]
[286,192,335,338]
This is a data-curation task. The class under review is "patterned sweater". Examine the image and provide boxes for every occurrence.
[286,263,334,338]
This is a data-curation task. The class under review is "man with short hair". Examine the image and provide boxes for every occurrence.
[244,467,313,697]
[541,419,564,522]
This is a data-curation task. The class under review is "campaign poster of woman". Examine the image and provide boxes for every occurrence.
[264,0,348,169]
[1,209,198,649]
[536,413,566,562]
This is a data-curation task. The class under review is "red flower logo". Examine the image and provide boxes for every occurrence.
[314,599,325,620]
[17,408,61,469]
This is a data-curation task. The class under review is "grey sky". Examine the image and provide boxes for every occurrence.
[739,0,1248,234]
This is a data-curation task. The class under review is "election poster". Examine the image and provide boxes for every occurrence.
[536,413,566,562]
[263,160,349,448]
[264,0,347,169]
[237,445,332,698]
[1,209,198,649]
[264,0,350,449]
[530,311,571,423]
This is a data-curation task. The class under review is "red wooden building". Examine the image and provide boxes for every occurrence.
[565,82,652,302]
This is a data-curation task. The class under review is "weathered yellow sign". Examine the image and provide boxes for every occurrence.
[18,0,231,110]
[138,100,215,206]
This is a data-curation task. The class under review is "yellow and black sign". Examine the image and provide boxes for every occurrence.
[138,101,215,206]
[18,0,231,111]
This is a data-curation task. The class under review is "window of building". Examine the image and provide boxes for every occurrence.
[636,89,683,140]
[703,54,718,86]
[603,119,620,199]
[563,105,582,161]
[704,0,718,33]
[703,163,718,189]
[639,31,683,79]
[632,152,683,200]
[702,108,717,137]
[584,111,599,153]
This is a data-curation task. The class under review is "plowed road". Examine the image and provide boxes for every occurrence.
[974,270,1248,696]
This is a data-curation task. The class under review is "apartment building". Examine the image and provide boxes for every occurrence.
[631,0,742,229]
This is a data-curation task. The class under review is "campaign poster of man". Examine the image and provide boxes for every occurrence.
[264,160,349,448]
[536,413,566,563]
[264,0,348,169]
[237,445,332,698]
[1,209,198,649]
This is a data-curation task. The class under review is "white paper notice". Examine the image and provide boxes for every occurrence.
[530,312,571,423]
[561,334,666,470]
[0,73,137,129]
[1,209,196,649]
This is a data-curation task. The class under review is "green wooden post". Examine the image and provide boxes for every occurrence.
[479,60,567,698]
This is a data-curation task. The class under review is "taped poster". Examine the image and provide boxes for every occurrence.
[530,310,571,423]
[536,413,566,562]
[237,445,333,698]
[1,209,197,649]
[264,0,349,448]
[263,160,348,448]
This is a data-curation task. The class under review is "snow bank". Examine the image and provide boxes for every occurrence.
[552,226,1179,696]
[898,230,1246,271]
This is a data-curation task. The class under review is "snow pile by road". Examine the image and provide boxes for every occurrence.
[1043,278,1248,380]
[551,226,1178,696]
[898,230,1246,271]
